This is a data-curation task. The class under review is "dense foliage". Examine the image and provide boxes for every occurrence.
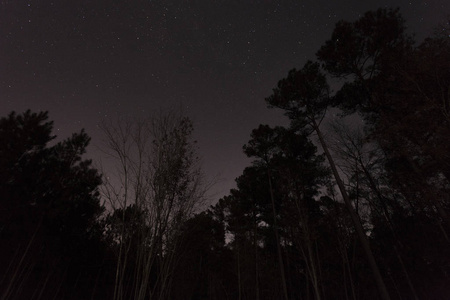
[0,111,108,300]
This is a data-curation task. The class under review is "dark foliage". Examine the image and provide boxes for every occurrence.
[0,110,109,300]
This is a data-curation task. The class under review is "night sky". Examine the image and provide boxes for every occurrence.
[1,0,449,199]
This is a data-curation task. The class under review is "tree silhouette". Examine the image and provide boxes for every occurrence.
[100,111,207,300]
[0,110,105,300]
[266,61,391,300]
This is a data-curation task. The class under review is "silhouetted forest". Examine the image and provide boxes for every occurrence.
[1,8,449,300]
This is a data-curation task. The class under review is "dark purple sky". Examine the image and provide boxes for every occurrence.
[1,0,449,199]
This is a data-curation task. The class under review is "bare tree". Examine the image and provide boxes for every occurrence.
[100,111,207,300]
[330,120,420,300]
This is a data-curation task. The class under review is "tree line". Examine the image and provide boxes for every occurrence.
[0,8,449,300]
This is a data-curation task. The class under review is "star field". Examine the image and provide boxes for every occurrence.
[1,0,449,198]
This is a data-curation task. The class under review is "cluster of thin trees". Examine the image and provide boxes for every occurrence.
[100,112,208,300]
[0,7,449,300]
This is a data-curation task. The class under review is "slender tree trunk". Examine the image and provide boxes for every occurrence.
[1,217,43,300]
[299,243,321,300]
[359,161,420,300]
[292,182,322,300]
[294,203,321,300]
[267,168,290,300]
[237,246,242,300]
[307,241,321,300]
[312,119,391,300]
[253,211,260,300]
[36,270,52,300]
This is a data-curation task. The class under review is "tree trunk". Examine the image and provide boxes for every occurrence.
[359,160,420,300]
[253,210,260,300]
[312,119,391,300]
[267,167,290,300]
